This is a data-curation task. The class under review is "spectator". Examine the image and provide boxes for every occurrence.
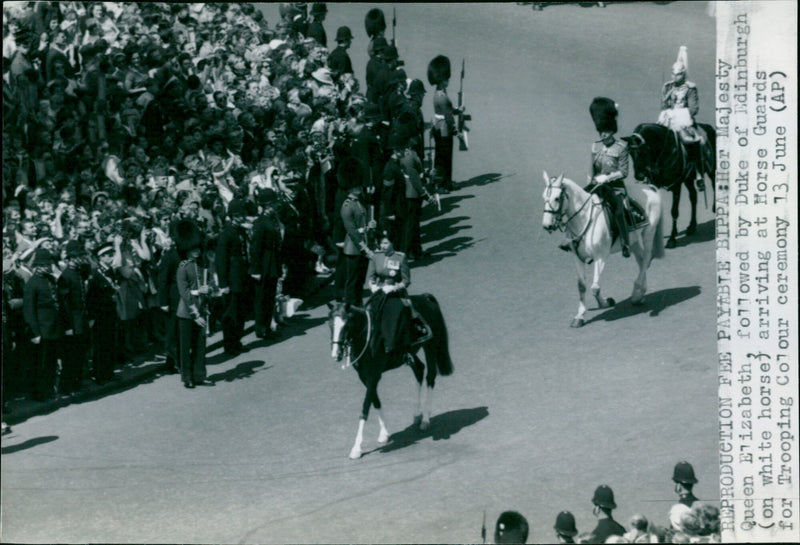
[494,511,529,544]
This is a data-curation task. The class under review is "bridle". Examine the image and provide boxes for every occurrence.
[330,306,371,370]
[544,176,598,246]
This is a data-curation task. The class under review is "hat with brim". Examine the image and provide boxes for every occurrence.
[312,67,334,86]
[336,26,353,42]
[554,511,578,538]
[592,485,617,510]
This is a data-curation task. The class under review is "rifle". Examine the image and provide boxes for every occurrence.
[392,8,396,47]
[457,59,471,151]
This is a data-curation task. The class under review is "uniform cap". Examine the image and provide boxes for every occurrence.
[672,461,698,484]
[65,240,88,259]
[95,242,114,258]
[335,26,353,42]
[427,55,451,86]
[592,484,617,510]
[32,248,55,268]
[364,8,386,38]
[590,97,618,134]
[554,510,579,537]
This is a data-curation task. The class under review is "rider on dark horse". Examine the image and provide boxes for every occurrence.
[365,233,430,360]
[658,46,708,189]
[562,97,632,257]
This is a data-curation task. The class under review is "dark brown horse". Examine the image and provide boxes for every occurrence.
[623,123,715,248]
[328,294,454,459]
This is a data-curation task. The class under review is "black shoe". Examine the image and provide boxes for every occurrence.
[622,246,630,258]
[559,241,572,252]
[695,177,705,191]
[195,379,214,387]
[184,381,195,389]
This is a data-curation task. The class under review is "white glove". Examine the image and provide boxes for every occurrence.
[381,284,396,294]
[594,174,609,184]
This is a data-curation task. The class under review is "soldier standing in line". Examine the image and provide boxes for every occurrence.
[365,37,389,106]
[57,240,92,394]
[175,219,211,389]
[364,8,387,59]
[397,116,435,261]
[427,55,457,194]
[23,248,66,401]
[86,243,121,384]
[328,26,354,81]
[156,228,181,374]
[249,189,284,340]
[339,157,376,307]
[306,3,328,48]
[215,198,251,356]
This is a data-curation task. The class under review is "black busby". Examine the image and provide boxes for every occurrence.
[174,218,202,259]
[590,97,618,134]
[427,55,451,87]
[364,8,386,38]
[337,156,365,191]
[310,3,327,16]
[335,26,353,43]
[387,112,416,150]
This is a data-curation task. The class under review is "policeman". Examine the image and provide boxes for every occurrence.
[57,240,92,394]
[427,55,457,193]
[396,116,435,261]
[554,510,579,543]
[339,157,375,307]
[86,243,120,384]
[659,46,706,187]
[588,485,626,544]
[672,461,699,507]
[249,189,284,340]
[215,198,251,355]
[585,97,631,257]
[329,26,354,80]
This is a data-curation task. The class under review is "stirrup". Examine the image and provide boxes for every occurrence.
[410,316,433,347]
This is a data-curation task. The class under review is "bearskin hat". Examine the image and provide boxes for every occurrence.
[427,55,451,87]
[590,97,618,134]
[65,239,88,259]
[364,8,386,38]
[387,112,416,150]
[337,156,365,190]
[174,218,203,259]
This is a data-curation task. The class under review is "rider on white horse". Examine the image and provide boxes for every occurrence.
[562,97,632,257]
[658,46,707,188]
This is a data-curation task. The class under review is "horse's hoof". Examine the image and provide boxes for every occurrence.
[606,298,615,307]
[686,223,697,236]
[377,430,389,444]
[413,413,423,426]
[665,238,677,249]
[348,448,362,460]
[570,318,585,328]
[419,419,430,431]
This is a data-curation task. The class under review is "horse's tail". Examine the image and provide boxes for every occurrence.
[418,293,454,377]
[643,184,666,260]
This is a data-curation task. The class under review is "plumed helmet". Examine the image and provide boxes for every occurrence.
[65,240,88,259]
[590,97,618,134]
[672,45,688,75]
[32,248,55,268]
[554,511,579,537]
[337,156,365,190]
[364,8,386,38]
[427,55,451,87]
[174,218,203,258]
[672,461,698,484]
[592,485,617,510]
[335,26,353,42]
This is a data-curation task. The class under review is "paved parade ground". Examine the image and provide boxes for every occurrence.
[1,3,719,543]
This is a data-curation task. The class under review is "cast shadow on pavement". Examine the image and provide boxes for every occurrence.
[423,215,472,242]
[2,435,59,454]
[412,236,484,268]
[207,361,270,383]
[671,219,715,248]
[585,285,701,325]
[369,406,490,456]
[423,194,475,220]
[458,172,515,190]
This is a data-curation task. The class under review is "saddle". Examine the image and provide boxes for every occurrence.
[599,192,648,243]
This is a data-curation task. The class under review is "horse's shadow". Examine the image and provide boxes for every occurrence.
[672,219,715,248]
[585,285,701,324]
[370,406,490,456]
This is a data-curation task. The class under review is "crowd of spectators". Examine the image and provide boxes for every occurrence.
[2,1,431,407]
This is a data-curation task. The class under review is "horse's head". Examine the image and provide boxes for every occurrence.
[622,132,650,182]
[327,301,366,362]
[541,170,565,232]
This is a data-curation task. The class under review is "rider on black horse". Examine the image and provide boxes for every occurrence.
[365,233,430,360]
[561,97,632,257]
[658,46,708,190]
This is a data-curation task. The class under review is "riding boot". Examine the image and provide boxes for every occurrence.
[614,196,631,258]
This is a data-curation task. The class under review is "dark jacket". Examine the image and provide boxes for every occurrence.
[306,21,327,47]
[216,223,250,293]
[57,267,90,335]
[589,518,626,544]
[23,272,67,340]
[328,46,353,76]
[86,267,119,323]
[249,213,283,279]
[157,246,181,310]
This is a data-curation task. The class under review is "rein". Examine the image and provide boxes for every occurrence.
[548,181,599,247]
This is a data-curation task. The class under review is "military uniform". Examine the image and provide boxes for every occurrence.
[399,148,430,259]
[156,246,181,372]
[661,80,699,120]
[86,263,120,383]
[584,138,631,255]
[661,78,707,182]
[176,258,207,386]
[58,265,91,393]
[23,269,67,400]
[249,210,283,338]
[215,221,250,354]
[366,249,412,356]
[432,88,456,191]
[340,193,370,306]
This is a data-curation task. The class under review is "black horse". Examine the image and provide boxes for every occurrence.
[328,294,454,459]
[623,123,716,248]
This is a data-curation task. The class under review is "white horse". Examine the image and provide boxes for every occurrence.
[541,171,665,327]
